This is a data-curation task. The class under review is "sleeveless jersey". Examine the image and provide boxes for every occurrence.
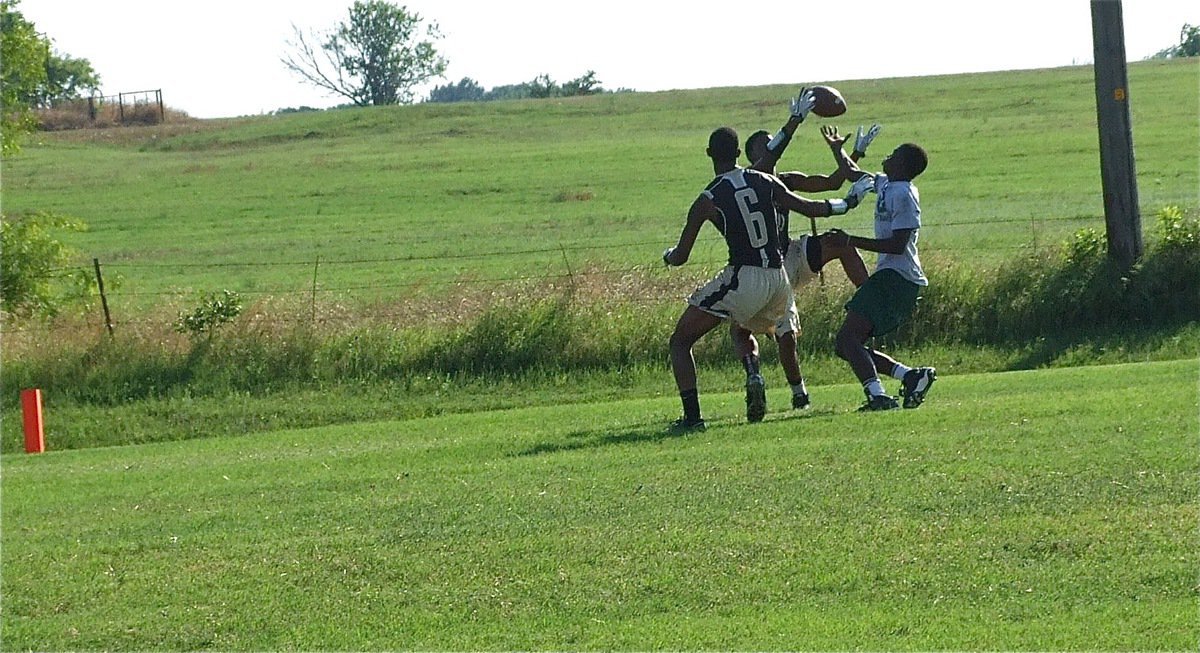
[701,168,785,268]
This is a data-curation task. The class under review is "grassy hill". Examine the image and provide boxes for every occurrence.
[3,60,1196,313]
[2,360,1195,649]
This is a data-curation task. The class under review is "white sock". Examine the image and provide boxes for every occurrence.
[791,381,808,397]
[863,378,886,397]
[890,363,913,380]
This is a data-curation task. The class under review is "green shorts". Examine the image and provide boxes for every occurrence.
[844,269,922,337]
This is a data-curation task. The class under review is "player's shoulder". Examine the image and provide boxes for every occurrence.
[743,168,787,192]
[702,175,724,194]
[743,167,776,183]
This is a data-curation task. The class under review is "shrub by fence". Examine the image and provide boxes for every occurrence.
[37,89,173,130]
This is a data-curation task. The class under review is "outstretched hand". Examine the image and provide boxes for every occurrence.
[853,123,882,157]
[790,88,816,122]
[821,125,848,150]
[844,175,875,208]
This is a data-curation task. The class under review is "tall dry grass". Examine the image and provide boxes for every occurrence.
[35,98,195,131]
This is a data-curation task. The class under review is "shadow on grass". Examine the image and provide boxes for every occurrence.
[513,408,837,457]
[1000,325,1198,371]
[514,423,687,457]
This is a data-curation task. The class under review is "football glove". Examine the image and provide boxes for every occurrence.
[789,88,816,122]
[853,123,882,157]
[844,175,875,209]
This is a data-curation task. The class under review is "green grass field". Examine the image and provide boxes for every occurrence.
[2,360,1196,650]
[2,61,1198,650]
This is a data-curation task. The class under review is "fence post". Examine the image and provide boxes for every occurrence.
[311,256,320,325]
[93,258,114,336]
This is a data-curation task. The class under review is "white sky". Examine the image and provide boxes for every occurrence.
[21,0,1199,119]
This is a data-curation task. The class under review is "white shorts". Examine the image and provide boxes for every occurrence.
[688,265,794,334]
[783,235,820,290]
[775,235,820,336]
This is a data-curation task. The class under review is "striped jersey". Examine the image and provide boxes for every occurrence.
[701,167,785,268]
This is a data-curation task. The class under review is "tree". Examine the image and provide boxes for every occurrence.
[561,70,603,96]
[1147,23,1199,59]
[527,74,558,99]
[33,50,101,108]
[428,77,484,103]
[282,1,447,107]
[483,82,533,101]
[1,0,48,154]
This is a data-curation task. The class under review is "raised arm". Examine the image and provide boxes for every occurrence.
[750,88,815,172]
[775,124,876,193]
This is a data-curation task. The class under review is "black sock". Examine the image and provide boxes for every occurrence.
[742,354,760,377]
[680,388,701,421]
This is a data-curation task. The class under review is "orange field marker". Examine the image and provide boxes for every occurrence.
[21,389,45,453]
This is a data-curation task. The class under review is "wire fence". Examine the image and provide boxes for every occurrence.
[2,214,1102,336]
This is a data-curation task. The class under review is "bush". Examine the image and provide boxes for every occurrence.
[3,210,1196,412]
[950,207,1199,344]
[174,290,243,338]
[0,211,92,317]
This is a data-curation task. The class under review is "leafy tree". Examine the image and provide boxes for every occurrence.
[33,50,101,107]
[282,0,447,107]
[428,77,484,103]
[0,212,92,317]
[483,82,533,101]
[527,74,558,99]
[1,0,48,154]
[1147,23,1199,59]
[561,70,603,96]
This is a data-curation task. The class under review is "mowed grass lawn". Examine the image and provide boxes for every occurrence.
[2,360,1196,650]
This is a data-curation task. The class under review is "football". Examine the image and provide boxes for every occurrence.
[810,85,847,118]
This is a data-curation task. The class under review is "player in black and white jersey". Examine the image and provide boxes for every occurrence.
[741,121,883,409]
[662,111,873,431]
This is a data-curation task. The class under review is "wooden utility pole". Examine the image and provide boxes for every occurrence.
[1090,0,1143,269]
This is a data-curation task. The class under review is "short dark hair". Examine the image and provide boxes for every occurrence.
[745,130,770,157]
[708,127,740,161]
[897,143,928,178]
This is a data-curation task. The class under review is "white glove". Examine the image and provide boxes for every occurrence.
[853,124,881,156]
[844,175,875,209]
[789,88,816,122]
[662,247,675,266]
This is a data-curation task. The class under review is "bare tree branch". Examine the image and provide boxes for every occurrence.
[280,24,365,106]
[280,2,447,108]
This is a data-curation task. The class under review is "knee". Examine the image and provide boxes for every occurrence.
[776,331,796,351]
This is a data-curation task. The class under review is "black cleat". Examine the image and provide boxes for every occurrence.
[791,392,811,410]
[901,367,937,409]
[745,374,767,423]
[669,416,707,432]
[858,394,900,411]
